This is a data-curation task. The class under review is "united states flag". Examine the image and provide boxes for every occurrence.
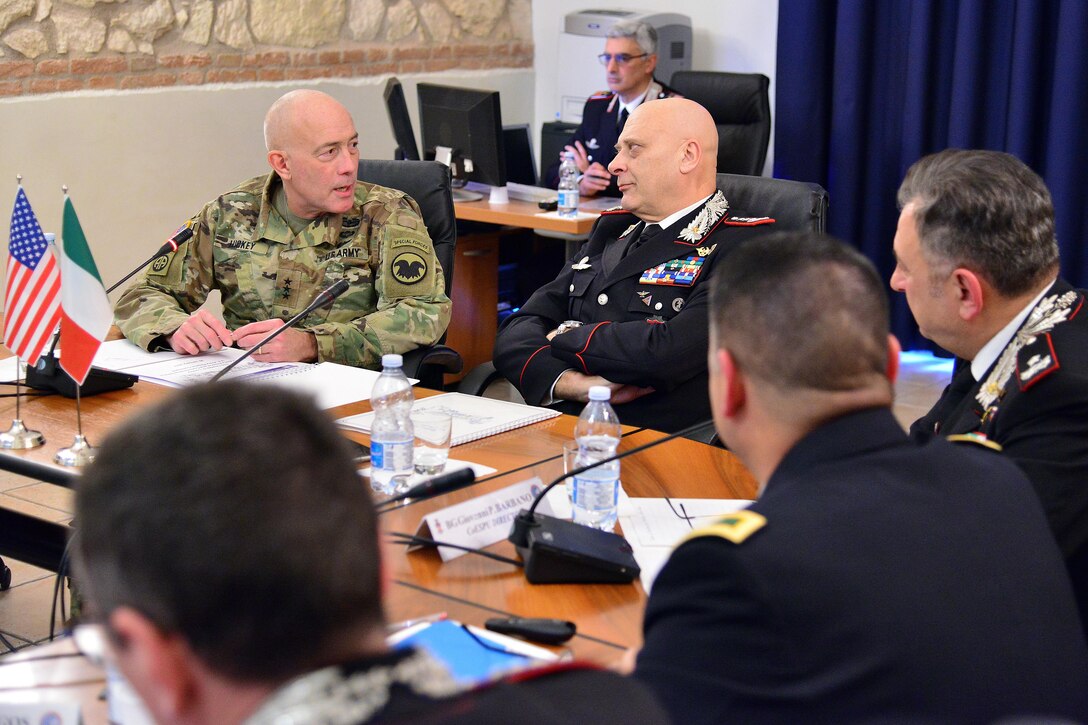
[4,187,61,363]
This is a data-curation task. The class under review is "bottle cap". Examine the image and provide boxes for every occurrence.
[381,353,403,368]
[588,385,611,401]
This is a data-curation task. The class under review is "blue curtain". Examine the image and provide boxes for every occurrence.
[775,0,1088,349]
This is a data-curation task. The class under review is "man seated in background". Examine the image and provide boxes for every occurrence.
[634,232,1088,722]
[891,149,1088,642]
[543,19,680,199]
[495,98,775,433]
[72,382,670,724]
[114,89,450,369]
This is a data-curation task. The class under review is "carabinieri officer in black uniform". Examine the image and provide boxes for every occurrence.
[544,19,681,199]
[497,98,775,433]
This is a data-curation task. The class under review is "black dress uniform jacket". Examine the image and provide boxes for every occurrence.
[544,79,681,198]
[494,192,774,432]
[636,408,1088,724]
[910,277,1088,645]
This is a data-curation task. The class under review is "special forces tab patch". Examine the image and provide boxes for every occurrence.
[391,251,428,284]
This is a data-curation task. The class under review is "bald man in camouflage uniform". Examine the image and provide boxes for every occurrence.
[115,90,450,369]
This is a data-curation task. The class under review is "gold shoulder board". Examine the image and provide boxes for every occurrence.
[946,432,1003,452]
[680,509,766,546]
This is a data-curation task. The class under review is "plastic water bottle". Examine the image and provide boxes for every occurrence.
[572,386,622,530]
[558,151,579,218]
[370,353,414,495]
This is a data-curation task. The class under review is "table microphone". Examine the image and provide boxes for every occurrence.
[507,419,715,585]
[376,467,476,512]
[106,220,195,294]
[209,279,349,383]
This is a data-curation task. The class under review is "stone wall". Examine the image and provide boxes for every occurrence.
[0,0,533,96]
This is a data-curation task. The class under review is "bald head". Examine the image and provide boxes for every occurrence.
[264,89,351,153]
[263,89,360,218]
[608,98,719,221]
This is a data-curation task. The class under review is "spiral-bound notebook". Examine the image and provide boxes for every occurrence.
[337,392,560,446]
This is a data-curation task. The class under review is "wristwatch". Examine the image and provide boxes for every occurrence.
[555,320,584,336]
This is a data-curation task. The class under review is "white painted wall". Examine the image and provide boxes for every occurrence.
[0,70,534,300]
[531,1,780,175]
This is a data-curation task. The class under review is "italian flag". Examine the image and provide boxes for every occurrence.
[59,196,112,385]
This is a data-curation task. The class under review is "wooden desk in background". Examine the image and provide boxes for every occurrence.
[0,374,757,720]
[446,199,600,382]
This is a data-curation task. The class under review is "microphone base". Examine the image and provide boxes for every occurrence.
[26,354,138,399]
[511,513,640,584]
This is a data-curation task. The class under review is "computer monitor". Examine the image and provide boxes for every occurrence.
[503,124,538,186]
[384,77,420,161]
[417,82,508,203]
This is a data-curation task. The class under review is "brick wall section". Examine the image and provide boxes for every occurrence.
[0,42,533,97]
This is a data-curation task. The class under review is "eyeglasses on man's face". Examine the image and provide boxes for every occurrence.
[598,53,649,66]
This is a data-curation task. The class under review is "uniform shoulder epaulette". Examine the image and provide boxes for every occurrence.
[723,216,776,226]
[946,432,1003,452]
[588,89,614,100]
[598,206,629,215]
[680,509,766,546]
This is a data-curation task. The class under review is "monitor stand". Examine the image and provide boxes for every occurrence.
[455,181,511,204]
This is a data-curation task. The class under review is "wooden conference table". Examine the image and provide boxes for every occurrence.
[0,374,757,717]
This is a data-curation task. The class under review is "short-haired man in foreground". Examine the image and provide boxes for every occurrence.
[114,89,451,368]
[73,383,669,724]
[495,98,774,432]
[634,233,1088,722]
[892,149,1088,641]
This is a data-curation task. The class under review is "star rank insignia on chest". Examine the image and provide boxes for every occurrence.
[571,256,592,270]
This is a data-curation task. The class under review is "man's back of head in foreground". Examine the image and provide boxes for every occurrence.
[708,232,897,484]
[74,382,386,722]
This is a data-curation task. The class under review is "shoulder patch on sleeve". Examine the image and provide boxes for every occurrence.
[946,432,1003,452]
[681,509,766,546]
[723,216,776,226]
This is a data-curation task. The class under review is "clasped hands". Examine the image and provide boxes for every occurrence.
[167,309,317,362]
[548,323,653,405]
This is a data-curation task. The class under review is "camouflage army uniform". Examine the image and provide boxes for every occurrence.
[114,173,451,369]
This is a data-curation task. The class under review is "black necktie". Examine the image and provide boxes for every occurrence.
[910,360,977,439]
[624,223,659,258]
[618,107,629,130]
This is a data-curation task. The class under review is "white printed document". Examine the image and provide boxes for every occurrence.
[92,339,384,409]
[619,497,754,593]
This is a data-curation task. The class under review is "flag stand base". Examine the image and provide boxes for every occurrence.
[0,420,45,449]
[54,434,95,467]
[26,352,137,399]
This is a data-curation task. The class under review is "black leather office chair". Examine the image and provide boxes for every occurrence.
[457,174,829,442]
[670,71,771,177]
[716,173,828,233]
[357,159,462,388]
